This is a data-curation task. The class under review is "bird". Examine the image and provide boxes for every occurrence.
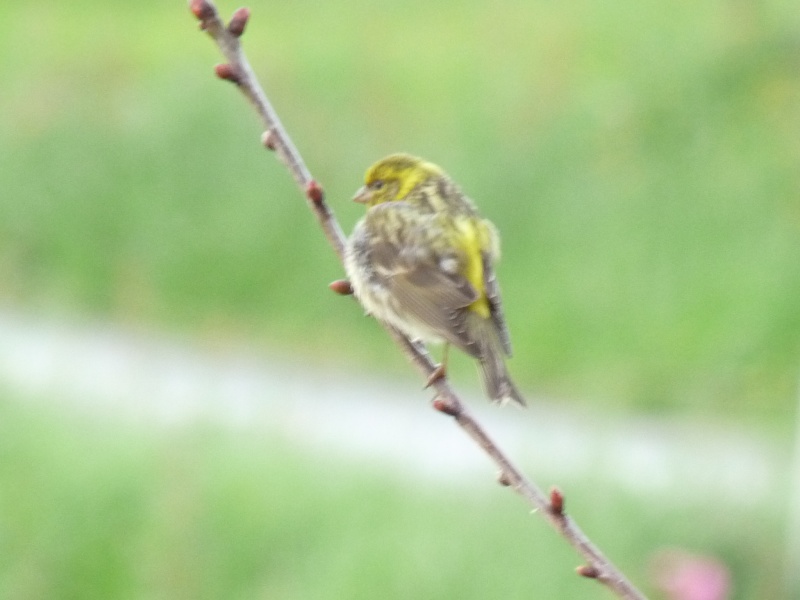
[344,153,524,406]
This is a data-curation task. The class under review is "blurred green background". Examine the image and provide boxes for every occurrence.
[0,0,798,598]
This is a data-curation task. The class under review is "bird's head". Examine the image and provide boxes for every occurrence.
[353,153,443,208]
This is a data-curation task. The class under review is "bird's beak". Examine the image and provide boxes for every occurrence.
[352,185,372,204]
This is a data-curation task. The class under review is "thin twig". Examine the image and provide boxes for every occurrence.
[188,2,648,598]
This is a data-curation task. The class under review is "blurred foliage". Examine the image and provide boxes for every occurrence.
[0,0,798,420]
[0,395,790,600]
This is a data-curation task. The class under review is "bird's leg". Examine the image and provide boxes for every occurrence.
[425,343,450,388]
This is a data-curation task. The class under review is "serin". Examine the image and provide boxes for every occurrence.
[345,154,524,406]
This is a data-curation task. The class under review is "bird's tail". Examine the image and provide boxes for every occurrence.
[456,312,525,406]
[464,313,525,407]
[477,350,526,407]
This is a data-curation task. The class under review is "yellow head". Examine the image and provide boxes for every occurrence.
[353,153,443,208]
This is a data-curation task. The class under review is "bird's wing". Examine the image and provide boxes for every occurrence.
[482,251,513,356]
[367,227,484,357]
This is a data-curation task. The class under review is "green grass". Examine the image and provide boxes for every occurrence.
[0,0,798,420]
[0,395,791,600]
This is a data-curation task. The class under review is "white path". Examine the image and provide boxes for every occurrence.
[0,310,789,507]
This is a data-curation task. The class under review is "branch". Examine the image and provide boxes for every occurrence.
[188,2,648,598]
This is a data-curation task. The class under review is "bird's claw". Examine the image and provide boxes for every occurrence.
[425,364,447,388]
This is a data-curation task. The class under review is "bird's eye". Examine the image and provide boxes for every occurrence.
[370,180,385,190]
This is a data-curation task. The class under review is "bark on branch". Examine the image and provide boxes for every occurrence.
[187,2,648,598]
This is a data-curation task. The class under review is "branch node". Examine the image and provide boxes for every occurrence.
[227,7,250,37]
[549,486,565,516]
[306,180,325,205]
[261,128,278,150]
[215,63,242,84]
[329,279,354,296]
[497,471,512,487]
[432,394,460,417]
[189,0,215,21]
[576,565,600,579]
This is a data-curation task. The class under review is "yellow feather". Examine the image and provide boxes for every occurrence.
[455,217,491,319]
[395,160,442,200]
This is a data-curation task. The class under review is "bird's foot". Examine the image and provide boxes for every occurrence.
[424,364,447,388]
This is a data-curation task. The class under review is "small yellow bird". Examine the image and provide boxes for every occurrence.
[344,154,524,406]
